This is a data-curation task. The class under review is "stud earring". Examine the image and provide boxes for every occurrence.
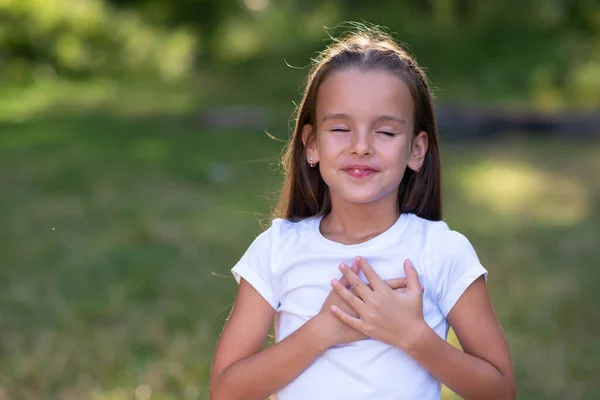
[309,157,315,168]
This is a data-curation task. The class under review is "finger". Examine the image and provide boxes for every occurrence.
[367,278,406,290]
[337,261,360,289]
[351,259,360,274]
[355,256,386,291]
[331,278,366,313]
[383,278,407,290]
[338,274,350,288]
[404,259,422,295]
[387,274,423,293]
[345,262,359,291]
[339,263,372,300]
[330,305,368,334]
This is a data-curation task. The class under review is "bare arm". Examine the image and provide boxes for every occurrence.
[331,259,515,400]
[209,279,329,400]
[405,277,516,400]
[210,263,407,400]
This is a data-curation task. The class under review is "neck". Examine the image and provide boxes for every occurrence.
[320,194,400,244]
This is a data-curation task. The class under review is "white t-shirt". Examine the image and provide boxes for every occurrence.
[231,213,487,400]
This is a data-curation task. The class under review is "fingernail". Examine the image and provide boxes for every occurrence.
[406,259,413,267]
[332,279,338,286]
[355,256,361,263]
[339,263,346,271]
[421,285,425,293]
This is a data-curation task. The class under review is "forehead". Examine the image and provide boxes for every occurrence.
[315,69,414,122]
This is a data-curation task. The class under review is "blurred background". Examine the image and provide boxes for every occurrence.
[0,0,599,399]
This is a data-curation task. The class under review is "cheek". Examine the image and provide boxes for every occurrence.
[316,135,342,163]
[381,147,411,183]
[383,144,410,165]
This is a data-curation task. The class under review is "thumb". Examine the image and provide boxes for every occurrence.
[404,259,422,294]
[384,278,408,290]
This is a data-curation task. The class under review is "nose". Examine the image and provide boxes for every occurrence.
[349,131,374,157]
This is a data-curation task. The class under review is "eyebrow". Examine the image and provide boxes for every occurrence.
[322,113,407,125]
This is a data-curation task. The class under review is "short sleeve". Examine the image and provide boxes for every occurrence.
[231,226,279,310]
[426,229,488,317]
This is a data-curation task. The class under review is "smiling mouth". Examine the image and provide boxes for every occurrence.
[343,168,377,178]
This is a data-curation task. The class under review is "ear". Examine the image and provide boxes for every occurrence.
[408,131,428,172]
[301,124,319,165]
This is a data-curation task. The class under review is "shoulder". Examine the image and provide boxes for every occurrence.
[408,215,477,259]
[414,216,485,282]
[410,215,482,279]
[404,213,448,237]
[412,218,487,314]
[402,213,469,255]
[269,217,314,236]
[233,217,314,285]
[259,217,316,248]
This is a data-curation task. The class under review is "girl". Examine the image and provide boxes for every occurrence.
[210,26,515,400]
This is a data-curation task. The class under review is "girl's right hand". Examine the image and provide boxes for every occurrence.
[313,262,408,348]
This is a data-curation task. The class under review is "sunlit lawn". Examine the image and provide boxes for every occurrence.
[0,81,598,400]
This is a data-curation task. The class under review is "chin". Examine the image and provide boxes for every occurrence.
[324,178,400,206]
[336,190,390,205]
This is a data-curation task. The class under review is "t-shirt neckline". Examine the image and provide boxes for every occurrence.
[310,213,411,251]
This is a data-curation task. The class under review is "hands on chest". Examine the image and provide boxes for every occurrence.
[313,256,428,352]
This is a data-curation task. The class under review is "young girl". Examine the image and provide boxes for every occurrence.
[210,27,515,400]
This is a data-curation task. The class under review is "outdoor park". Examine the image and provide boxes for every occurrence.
[0,1,599,399]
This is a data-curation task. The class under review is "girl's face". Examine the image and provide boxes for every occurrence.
[303,69,428,207]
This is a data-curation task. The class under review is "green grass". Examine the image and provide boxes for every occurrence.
[0,82,599,399]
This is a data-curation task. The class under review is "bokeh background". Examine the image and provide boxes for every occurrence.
[1,0,599,399]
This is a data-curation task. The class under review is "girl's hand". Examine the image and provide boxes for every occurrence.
[314,261,408,348]
[330,256,428,351]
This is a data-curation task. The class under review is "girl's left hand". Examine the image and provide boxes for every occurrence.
[330,256,429,351]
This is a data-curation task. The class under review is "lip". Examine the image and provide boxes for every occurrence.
[342,164,379,179]
[342,164,379,172]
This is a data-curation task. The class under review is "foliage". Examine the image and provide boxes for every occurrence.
[1,0,599,105]
[0,0,197,82]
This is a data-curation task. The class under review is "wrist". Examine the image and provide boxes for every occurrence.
[305,315,335,353]
[399,320,433,355]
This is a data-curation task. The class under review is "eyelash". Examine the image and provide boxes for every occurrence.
[330,128,396,137]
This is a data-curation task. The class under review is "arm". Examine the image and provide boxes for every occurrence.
[405,276,516,400]
[209,279,329,400]
[211,263,407,400]
[331,258,516,400]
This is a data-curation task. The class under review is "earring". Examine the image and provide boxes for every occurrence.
[416,163,421,172]
[309,157,315,168]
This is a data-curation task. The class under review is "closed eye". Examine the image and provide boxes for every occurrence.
[377,131,396,136]
[331,128,350,132]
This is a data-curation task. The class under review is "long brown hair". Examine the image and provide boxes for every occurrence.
[273,26,442,222]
